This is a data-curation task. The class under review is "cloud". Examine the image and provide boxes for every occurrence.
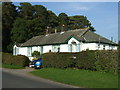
[73,6,89,11]
[63,3,90,12]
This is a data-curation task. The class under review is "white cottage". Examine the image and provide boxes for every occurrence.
[13,29,118,61]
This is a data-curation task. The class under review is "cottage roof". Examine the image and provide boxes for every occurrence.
[16,43,23,47]
[21,29,117,47]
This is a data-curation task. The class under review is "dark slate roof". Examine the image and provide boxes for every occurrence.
[21,29,117,47]
[16,43,23,47]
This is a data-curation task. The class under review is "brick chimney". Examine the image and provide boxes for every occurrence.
[55,28,57,33]
[61,24,65,32]
[46,26,49,36]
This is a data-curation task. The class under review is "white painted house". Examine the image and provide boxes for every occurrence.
[13,29,118,61]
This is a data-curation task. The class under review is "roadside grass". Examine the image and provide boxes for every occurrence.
[2,64,25,69]
[30,68,118,88]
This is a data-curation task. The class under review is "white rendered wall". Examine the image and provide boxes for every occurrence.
[112,46,118,50]
[43,45,52,53]
[80,43,118,51]
[32,46,39,53]
[80,43,97,51]
[18,47,28,56]
[60,44,68,52]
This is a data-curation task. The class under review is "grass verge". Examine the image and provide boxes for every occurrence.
[30,68,118,88]
[2,64,25,69]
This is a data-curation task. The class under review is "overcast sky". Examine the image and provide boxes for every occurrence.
[13,2,118,42]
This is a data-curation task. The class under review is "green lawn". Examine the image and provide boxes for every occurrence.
[2,64,25,69]
[30,68,118,88]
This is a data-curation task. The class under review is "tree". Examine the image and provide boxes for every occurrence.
[47,10,58,33]
[2,2,18,52]
[58,13,69,31]
[27,18,46,36]
[47,10,58,28]
[32,5,48,34]
[18,2,34,19]
[10,18,28,50]
[68,15,95,32]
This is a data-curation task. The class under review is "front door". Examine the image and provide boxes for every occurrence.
[72,42,76,52]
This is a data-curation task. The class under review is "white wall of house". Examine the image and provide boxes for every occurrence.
[18,47,28,56]
[60,44,68,52]
[80,43,97,51]
[112,46,118,50]
[32,46,38,53]
[80,43,118,51]
[43,45,52,53]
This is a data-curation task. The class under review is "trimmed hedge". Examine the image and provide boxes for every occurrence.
[2,53,30,67]
[75,50,97,70]
[94,50,118,73]
[42,50,118,74]
[42,52,77,69]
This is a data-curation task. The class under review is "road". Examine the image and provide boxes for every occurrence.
[2,69,77,88]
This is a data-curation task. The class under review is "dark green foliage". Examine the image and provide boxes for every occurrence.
[42,53,77,69]
[68,15,95,31]
[32,51,40,58]
[58,13,69,26]
[19,3,34,19]
[2,53,30,67]
[75,50,97,70]
[42,50,118,74]
[2,2,18,52]
[94,50,118,73]
[11,18,28,43]
[47,10,58,32]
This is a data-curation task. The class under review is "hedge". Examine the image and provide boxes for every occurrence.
[75,50,97,70]
[42,50,118,74]
[2,53,30,67]
[42,52,77,69]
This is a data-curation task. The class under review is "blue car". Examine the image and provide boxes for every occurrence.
[29,58,42,69]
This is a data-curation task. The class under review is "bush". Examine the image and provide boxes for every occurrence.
[75,50,97,70]
[42,52,77,69]
[2,53,13,65]
[2,53,30,67]
[32,51,40,58]
[94,50,118,73]
[12,55,30,67]
[42,50,118,74]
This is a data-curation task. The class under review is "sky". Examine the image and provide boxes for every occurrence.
[13,2,118,42]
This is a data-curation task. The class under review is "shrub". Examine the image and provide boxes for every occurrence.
[2,53,13,65]
[12,55,30,67]
[75,50,97,70]
[42,52,77,69]
[94,50,118,74]
[42,50,118,74]
[32,51,40,58]
[2,53,30,67]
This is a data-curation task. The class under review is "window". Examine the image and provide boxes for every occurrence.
[71,41,77,52]
[27,47,32,56]
[52,45,60,52]
[103,45,105,50]
[98,44,100,49]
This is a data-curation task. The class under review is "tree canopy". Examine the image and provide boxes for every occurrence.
[2,2,95,53]
[2,2,18,52]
